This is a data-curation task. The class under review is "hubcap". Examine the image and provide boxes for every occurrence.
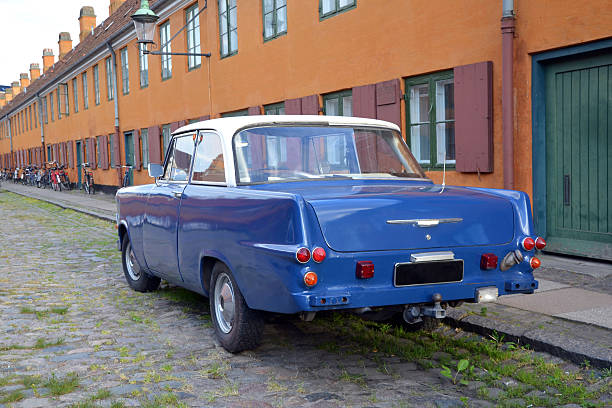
[125,242,141,281]
[214,273,235,334]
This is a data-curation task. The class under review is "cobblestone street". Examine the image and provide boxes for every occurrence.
[0,191,609,408]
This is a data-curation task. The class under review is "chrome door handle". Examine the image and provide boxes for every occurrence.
[173,191,183,199]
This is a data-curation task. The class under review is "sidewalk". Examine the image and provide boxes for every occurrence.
[2,182,611,368]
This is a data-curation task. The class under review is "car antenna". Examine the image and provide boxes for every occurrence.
[439,148,446,194]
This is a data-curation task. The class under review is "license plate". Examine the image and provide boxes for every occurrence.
[394,260,464,287]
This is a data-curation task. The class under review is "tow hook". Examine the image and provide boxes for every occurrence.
[422,293,446,319]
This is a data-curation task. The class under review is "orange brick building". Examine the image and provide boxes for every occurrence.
[0,0,610,259]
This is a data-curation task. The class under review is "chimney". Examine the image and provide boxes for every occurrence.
[109,0,126,15]
[58,32,72,60]
[79,6,96,42]
[4,88,13,102]
[43,49,55,72]
[11,81,20,96]
[30,63,41,81]
[20,73,30,89]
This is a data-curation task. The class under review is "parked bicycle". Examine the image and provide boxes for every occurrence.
[119,165,133,188]
[81,162,95,194]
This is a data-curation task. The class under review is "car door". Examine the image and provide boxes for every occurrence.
[143,134,195,282]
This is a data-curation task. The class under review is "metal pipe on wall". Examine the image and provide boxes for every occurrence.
[501,0,515,189]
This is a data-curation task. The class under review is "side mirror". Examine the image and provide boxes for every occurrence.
[148,163,163,178]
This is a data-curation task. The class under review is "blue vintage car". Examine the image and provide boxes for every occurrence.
[116,116,543,352]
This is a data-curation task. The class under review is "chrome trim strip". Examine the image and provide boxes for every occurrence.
[410,251,455,263]
[386,218,463,227]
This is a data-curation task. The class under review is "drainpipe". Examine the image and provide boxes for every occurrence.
[7,116,13,167]
[36,93,45,163]
[106,41,122,185]
[501,0,515,190]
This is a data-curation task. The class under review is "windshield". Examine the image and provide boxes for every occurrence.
[233,126,427,184]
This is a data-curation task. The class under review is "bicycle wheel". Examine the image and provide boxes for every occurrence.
[84,181,90,194]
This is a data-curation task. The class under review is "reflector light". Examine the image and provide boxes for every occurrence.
[296,247,311,263]
[530,257,541,269]
[522,237,535,251]
[356,261,374,279]
[312,247,326,263]
[303,271,318,287]
[480,253,498,270]
[535,237,547,250]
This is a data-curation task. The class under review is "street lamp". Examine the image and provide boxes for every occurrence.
[131,0,211,57]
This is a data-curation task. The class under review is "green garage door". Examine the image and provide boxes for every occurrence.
[545,52,612,260]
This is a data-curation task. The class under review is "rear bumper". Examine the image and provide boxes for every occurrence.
[288,276,538,313]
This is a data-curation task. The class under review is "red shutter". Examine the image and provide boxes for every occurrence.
[375,79,401,127]
[454,61,493,173]
[102,135,109,170]
[179,120,187,128]
[62,143,67,166]
[91,138,98,169]
[352,84,377,119]
[248,106,261,115]
[80,140,86,167]
[134,129,141,170]
[148,126,161,164]
[284,98,302,115]
[170,121,180,134]
[301,95,319,115]
[54,144,59,163]
[112,132,120,168]
[67,141,74,168]
[199,115,210,121]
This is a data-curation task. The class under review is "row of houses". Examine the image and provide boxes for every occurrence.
[0,0,610,260]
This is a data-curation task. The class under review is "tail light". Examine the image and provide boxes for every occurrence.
[303,271,318,287]
[522,237,535,251]
[480,253,498,270]
[296,247,311,263]
[312,247,326,263]
[535,237,546,250]
[530,257,541,269]
[356,261,374,279]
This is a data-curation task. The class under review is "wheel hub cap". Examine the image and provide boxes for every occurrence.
[125,242,141,280]
[214,273,235,334]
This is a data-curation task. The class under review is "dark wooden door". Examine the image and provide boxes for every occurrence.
[545,52,612,260]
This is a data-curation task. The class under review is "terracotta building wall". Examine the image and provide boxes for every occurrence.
[0,0,610,195]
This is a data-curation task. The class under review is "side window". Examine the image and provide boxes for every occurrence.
[192,132,225,183]
[164,136,194,181]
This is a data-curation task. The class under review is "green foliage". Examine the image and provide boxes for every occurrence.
[45,372,80,396]
[440,359,470,385]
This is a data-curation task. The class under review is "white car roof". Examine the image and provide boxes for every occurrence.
[172,115,401,137]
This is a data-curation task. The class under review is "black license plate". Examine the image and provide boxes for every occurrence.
[394,260,464,287]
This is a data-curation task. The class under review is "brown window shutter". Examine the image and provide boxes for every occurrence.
[454,61,493,173]
[112,132,120,168]
[375,79,401,127]
[199,115,210,121]
[54,144,59,163]
[353,84,377,119]
[301,95,319,115]
[63,143,68,166]
[170,121,180,133]
[179,120,187,128]
[101,135,109,170]
[248,106,261,115]
[147,125,161,164]
[80,140,86,167]
[91,138,98,169]
[67,141,74,168]
[134,129,141,170]
[284,98,302,115]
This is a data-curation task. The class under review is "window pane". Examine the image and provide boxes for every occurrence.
[322,0,335,14]
[221,33,229,55]
[162,125,171,156]
[229,7,237,30]
[219,0,226,14]
[264,12,274,38]
[325,98,338,116]
[263,0,273,12]
[436,79,454,121]
[342,95,352,116]
[410,84,429,124]
[220,12,228,34]
[276,6,287,33]
[339,0,354,8]
[192,133,225,182]
[230,29,238,53]
[170,136,194,181]
[141,128,149,167]
[278,106,285,115]
[436,122,455,163]
[410,124,430,164]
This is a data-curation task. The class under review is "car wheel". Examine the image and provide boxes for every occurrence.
[210,262,264,353]
[121,237,160,292]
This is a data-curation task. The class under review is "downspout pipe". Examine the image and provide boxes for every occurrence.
[36,93,45,163]
[106,41,122,185]
[502,0,515,189]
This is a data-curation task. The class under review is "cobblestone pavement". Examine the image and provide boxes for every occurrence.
[0,191,610,408]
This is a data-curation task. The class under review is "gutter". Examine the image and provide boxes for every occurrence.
[501,0,515,189]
